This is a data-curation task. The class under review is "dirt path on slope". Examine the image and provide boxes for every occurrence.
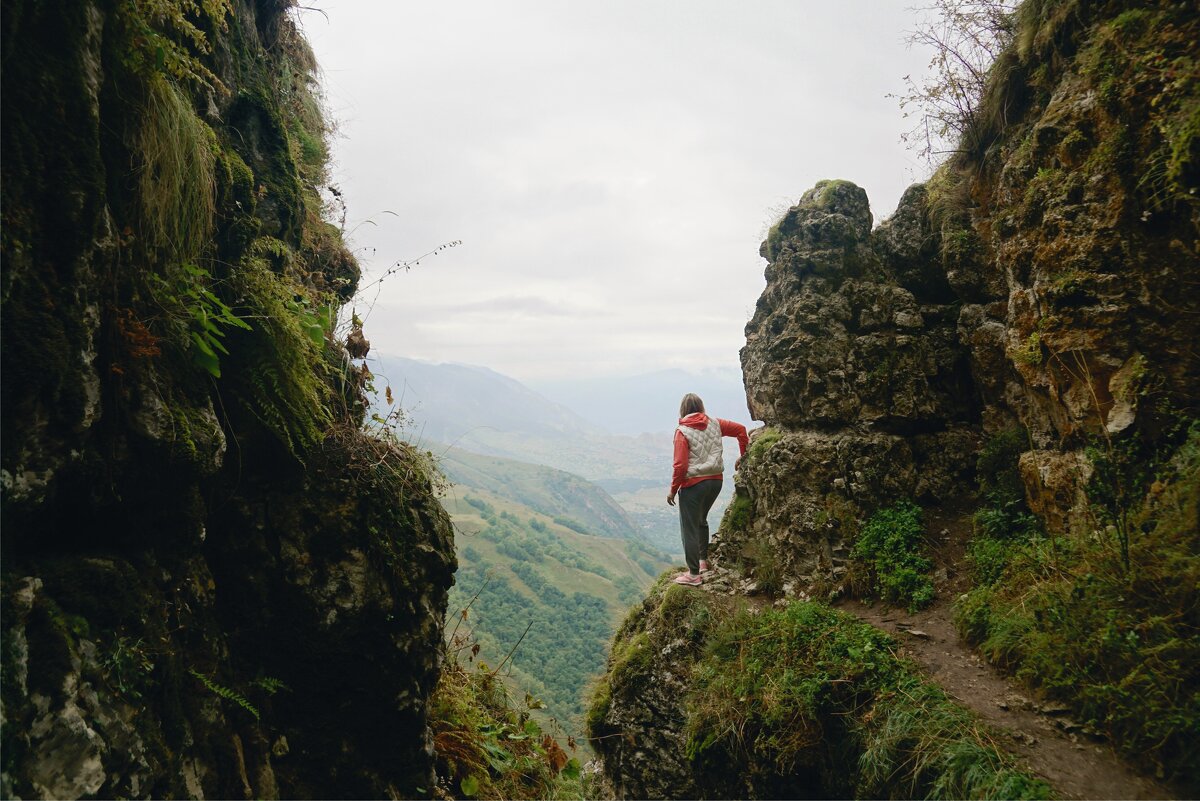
[835,508,1177,801]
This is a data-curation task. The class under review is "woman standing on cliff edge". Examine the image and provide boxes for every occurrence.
[667,393,749,586]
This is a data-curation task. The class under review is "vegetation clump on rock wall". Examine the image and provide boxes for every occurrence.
[956,424,1200,788]
[428,650,589,801]
[937,1,1200,789]
[0,1,454,797]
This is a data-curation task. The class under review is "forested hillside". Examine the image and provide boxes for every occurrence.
[441,482,672,730]
[438,446,639,541]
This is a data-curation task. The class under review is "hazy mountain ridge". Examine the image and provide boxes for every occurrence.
[372,354,668,482]
[377,357,748,555]
[531,366,752,436]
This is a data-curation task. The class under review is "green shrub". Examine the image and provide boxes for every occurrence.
[851,500,934,611]
[966,429,1043,585]
[966,535,1011,586]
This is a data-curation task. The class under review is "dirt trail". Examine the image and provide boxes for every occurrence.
[834,508,1177,801]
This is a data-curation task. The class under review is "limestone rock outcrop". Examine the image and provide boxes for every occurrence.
[720,181,981,590]
[718,0,1199,592]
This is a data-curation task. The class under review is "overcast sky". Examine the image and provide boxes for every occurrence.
[303,2,936,383]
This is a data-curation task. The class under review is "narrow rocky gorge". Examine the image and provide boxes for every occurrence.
[3,1,1196,799]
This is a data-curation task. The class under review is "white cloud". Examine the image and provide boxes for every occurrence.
[304,0,934,382]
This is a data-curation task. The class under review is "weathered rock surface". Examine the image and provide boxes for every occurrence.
[587,582,761,800]
[1,2,454,798]
[721,180,982,590]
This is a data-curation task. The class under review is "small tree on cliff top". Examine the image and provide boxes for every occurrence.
[896,0,1020,164]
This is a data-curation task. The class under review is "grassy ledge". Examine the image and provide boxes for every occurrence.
[589,576,1051,800]
[689,601,1052,800]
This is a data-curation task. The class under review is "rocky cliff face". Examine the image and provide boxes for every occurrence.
[592,0,1198,796]
[1,2,455,798]
[717,0,1198,596]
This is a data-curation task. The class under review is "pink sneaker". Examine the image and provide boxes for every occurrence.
[673,572,702,586]
[699,560,712,573]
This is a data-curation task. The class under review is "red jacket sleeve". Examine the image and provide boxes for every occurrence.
[671,429,688,493]
[719,418,750,456]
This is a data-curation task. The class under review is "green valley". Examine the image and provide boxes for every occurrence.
[440,458,674,734]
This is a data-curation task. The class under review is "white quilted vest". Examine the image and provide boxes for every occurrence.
[679,417,724,478]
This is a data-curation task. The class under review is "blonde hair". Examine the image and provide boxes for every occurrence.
[679,393,705,417]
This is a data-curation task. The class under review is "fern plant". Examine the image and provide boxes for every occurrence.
[123,0,233,92]
[189,668,260,720]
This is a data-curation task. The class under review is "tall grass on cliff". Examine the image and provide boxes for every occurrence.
[956,424,1200,788]
[136,74,217,260]
[686,600,1050,799]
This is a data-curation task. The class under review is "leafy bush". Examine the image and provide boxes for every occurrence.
[954,426,1200,788]
[851,500,934,611]
[966,428,1043,585]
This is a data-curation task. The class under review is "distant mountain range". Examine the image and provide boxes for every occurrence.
[368,354,668,483]
[531,366,751,436]
[370,355,751,441]
[367,356,604,445]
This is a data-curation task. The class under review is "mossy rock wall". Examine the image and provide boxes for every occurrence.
[722,180,983,596]
[951,0,1200,528]
[1,1,453,798]
[724,0,1198,599]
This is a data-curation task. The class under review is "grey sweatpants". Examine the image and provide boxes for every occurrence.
[679,479,722,575]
